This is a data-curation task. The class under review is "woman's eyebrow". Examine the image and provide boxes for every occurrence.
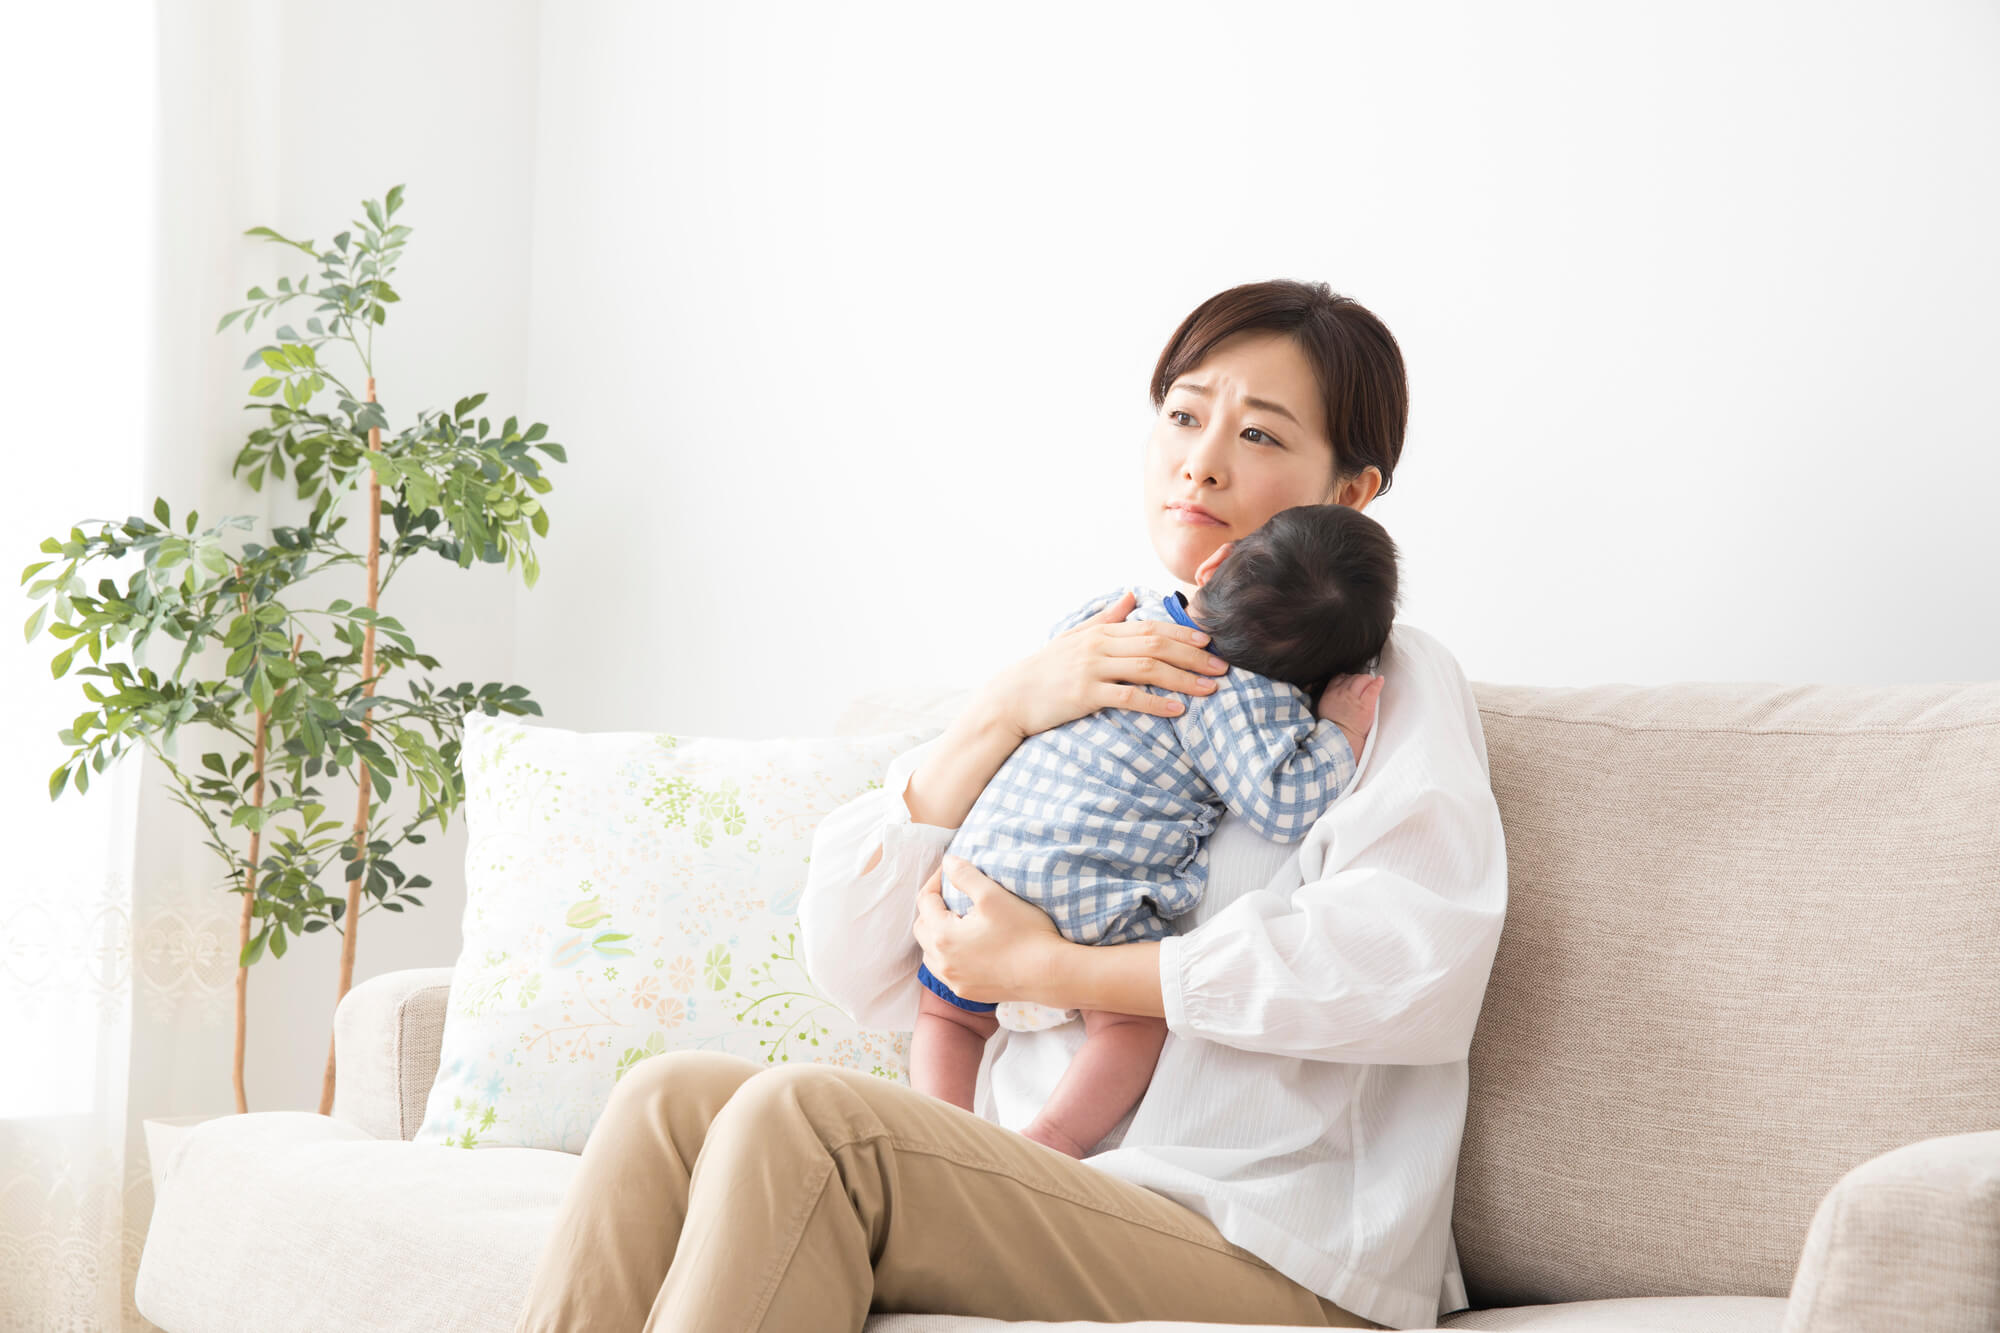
[1172,381,1302,429]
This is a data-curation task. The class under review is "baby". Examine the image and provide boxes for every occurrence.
[911,502,1401,1159]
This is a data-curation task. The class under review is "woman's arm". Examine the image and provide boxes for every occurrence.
[828,586,1230,1024]
[1040,937,1165,1018]
[798,736,955,1031]
[933,625,1508,1064]
[860,585,1158,873]
[861,700,1022,874]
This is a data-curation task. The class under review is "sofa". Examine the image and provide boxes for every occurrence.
[135,674,2000,1332]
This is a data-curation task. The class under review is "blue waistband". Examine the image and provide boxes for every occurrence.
[1161,590,1200,631]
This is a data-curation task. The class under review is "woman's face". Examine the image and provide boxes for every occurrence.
[1142,329,1380,595]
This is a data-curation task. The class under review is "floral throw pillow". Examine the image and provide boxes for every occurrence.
[414,711,940,1152]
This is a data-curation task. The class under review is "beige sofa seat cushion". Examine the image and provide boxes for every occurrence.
[861,1294,1786,1331]
[1454,679,2000,1309]
[135,1111,579,1333]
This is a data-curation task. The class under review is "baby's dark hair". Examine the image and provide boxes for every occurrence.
[1192,504,1400,700]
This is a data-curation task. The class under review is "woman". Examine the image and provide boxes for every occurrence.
[511,280,1508,1332]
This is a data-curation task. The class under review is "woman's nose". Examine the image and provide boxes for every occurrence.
[1182,426,1228,484]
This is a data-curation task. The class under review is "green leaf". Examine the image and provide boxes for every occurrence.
[250,376,281,398]
[23,604,47,642]
[535,442,566,463]
[49,766,69,800]
[240,930,267,968]
[51,647,75,678]
[153,497,171,526]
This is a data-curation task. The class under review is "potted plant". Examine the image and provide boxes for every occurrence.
[20,184,562,1117]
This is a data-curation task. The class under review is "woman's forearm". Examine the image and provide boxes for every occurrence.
[1031,937,1165,1019]
[861,700,1023,874]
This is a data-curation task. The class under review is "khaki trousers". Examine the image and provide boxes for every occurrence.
[512,1050,1385,1333]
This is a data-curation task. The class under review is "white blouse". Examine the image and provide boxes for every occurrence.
[798,621,1508,1329]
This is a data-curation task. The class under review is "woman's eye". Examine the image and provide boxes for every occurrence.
[1168,409,1280,446]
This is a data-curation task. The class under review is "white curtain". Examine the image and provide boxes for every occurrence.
[3,4,283,1327]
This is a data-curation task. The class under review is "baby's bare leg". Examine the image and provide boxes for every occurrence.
[911,985,999,1112]
[1020,1008,1169,1160]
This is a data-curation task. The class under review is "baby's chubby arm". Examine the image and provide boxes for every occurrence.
[1170,670,1372,843]
[1315,672,1385,763]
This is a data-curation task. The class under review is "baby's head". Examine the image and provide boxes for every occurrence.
[1185,504,1400,699]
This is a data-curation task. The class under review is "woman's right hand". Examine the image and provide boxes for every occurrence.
[973,589,1232,741]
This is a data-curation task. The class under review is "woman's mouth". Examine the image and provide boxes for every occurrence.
[1166,503,1224,527]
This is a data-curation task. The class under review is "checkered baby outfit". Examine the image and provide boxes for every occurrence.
[942,584,1366,1030]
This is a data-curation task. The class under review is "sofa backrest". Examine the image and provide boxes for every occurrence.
[1455,675,2000,1308]
[831,675,2000,1308]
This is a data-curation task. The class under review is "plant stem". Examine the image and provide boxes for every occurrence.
[321,375,384,1116]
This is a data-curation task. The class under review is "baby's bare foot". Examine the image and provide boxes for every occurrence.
[1020,1120,1088,1160]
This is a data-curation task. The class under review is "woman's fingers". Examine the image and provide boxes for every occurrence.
[1097,623,1228,697]
[913,864,947,926]
[1094,589,1137,617]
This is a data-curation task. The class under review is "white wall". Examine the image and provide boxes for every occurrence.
[95,0,2000,1113]
[520,0,2000,735]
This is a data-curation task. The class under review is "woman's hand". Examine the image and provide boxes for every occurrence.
[973,589,1232,742]
[912,855,1067,1004]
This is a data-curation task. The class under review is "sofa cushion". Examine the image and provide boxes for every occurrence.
[136,1111,579,1333]
[137,1112,1787,1333]
[415,713,940,1152]
[1452,678,2000,1308]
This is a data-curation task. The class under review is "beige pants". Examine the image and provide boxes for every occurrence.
[511,1050,1386,1333]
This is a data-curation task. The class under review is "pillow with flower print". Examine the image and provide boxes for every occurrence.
[414,711,940,1153]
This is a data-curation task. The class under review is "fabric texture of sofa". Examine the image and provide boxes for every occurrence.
[134,676,2000,1332]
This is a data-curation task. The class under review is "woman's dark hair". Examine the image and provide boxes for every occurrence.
[1195,503,1401,699]
[1150,279,1407,501]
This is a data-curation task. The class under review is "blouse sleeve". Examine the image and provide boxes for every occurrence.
[798,734,957,1032]
[1155,626,1508,1066]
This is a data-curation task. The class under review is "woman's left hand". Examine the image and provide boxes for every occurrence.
[912,855,1068,1005]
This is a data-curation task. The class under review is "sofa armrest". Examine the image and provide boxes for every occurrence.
[1781,1129,2000,1333]
[329,966,456,1141]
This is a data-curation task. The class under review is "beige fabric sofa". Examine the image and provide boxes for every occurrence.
[135,676,2000,1332]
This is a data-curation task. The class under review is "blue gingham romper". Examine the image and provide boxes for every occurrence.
[916,584,1365,1016]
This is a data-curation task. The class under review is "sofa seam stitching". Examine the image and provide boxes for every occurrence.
[395,981,452,1140]
[1474,709,2000,738]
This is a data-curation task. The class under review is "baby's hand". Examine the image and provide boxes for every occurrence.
[1315,673,1384,762]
